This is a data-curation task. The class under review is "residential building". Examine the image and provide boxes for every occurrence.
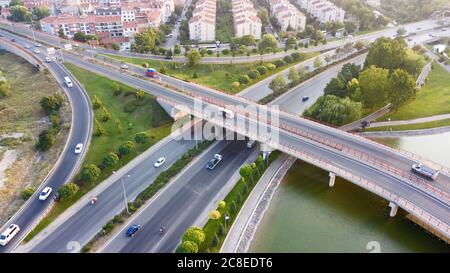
[297,0,345,23]
[232,0,261,39]
[188,0,216,41]
[269,0,306,31]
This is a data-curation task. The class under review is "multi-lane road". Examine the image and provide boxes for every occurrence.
[0,35,93,253]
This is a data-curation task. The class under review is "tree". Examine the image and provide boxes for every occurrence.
[218,201,226,209]
[9,0,24,7]
[257,8,269,25]
[73,31,87,42]
[103,152,119,168]
[58,28,65,38]
[182,226,205,246]
[313,57,323,69]
[255,156,266,173]
[345,21,357,34]
[364,37,407,71]
[39,94,64,114]
[32,6,50,21]
[303,95,362,126]
[247,70,259,80]
[288,67,300,82]
[165,49,173,59]
[297,66,307,79]
[174,44,181,55]
[354,40,365,51]
[111,43,120,51]
[199,47,208,57]
[208,210,221,220]
[269,75,286,94]
[347,78,361,101]
[21,187,35,200]
[92,95,102,109]
[80,164,101,183]
[113,81,121,96]
[285,37,297,49]
[338,63,360,84]
[359,66,390,109]
[135,89,145,102]
[240,35,256,46]
[94,118,104,136]
[101,107,110,122]
[8,5,32,22]
[256,66,267,75]
[388,69,416,110]
[35,130,55,151]
[324,77,347,98]
[134,132,150,144]
[238,75,250,85]
[58,183,79,199]
[239,164,254,183]
[258,34,277,52]
[186,49,201,67]
[132,28,157,53]
[176,241,198,253]
[118,141,135,156]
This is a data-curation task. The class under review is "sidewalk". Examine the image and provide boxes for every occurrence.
[339,104,391,132]
[368,113,450,128]
[220,154,295,253]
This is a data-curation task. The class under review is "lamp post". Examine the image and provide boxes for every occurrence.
[113,171,131,214]
[224,214,230,233]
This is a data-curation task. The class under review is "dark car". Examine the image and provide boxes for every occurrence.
[302,96,309,102]
[126,224,141,237]
[11,38,15,42]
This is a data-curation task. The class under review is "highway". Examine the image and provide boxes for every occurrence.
[0,36,93,252]
[1,18,448,64]
[101,139,258,253]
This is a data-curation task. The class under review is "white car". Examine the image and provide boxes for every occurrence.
[39,187,53,201]
[24,44,30,49]
[45,57,52,63]
[35,43,42,47]
[154,157,166,167]
[120,64,128,70]
[74,143,83,154]
[0,224,20,246]
[34,49,40,54]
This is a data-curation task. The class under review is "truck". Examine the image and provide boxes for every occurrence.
[411,163,439,180]
[145,68,157,78]
[46,47,55,55]
[206,154,222,170]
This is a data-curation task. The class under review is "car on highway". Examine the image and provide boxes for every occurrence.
[45,57,52,63]
[120,64,128,70]
[34,49,40,54]
[154,157,166,168]
[39,187,53,201]
[429,33,436,37]
[442,27,448,31]
[64,76,73,87]
[206,154,222,170]
[126,224,141,237]
[411,163,439,180]
[24,44,30,48]
[74,143,83,154]
[35,43,42,47]
[0,224,20,246]
[302,96,309,102]
[10,38,15,42]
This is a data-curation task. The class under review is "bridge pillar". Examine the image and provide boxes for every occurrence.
[260,143,274,153]
[328,172,336,187]
[388,202,398,217]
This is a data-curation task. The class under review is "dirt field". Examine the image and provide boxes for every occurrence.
[0,51,71,225]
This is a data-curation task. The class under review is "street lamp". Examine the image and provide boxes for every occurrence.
[224,214,230,233]
[113,171,131,214]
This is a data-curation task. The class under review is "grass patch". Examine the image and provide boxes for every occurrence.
[365,118,450,132]
[198,152,280,253]
[102,52,319,94]
[24,64,173,242]
[378,65,450,121]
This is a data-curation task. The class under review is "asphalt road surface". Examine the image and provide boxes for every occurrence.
[102,139,257,253]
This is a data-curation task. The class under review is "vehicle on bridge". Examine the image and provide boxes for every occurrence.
[0,224,20,246]
[411,163,439,180]
[206,154,222,170]
[145,68,157,78]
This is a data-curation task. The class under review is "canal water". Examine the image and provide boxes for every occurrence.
[249,133,450,252]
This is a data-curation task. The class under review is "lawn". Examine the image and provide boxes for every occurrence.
[102,52,319,94]
[365,118,450,132]
[378,65,450,121]
[24,64,173,242]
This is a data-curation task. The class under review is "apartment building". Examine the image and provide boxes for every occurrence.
[297,0,345,23]
[188,0,216,41]
[270,0,306,31]
[232,0,262,39]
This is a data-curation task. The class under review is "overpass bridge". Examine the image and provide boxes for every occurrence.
[0,37,44,71]
[3,29,450,244]
[62,51,450,243]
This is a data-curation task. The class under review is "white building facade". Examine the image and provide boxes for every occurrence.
[269,0,306,31]
[188,0,216,41]
[232,0,261,39]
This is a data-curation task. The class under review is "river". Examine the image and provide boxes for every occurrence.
[249,133,450,252]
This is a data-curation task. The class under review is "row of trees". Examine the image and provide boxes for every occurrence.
[7,0,49,23]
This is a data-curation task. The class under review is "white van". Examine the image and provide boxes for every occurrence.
[247,139,256,149]
[64,76,73,87]
[0,224,20,246]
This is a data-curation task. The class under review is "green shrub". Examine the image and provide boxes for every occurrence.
[21,187,35,200]
[58,182,80,199]
[256,66,267,75]
[247,70,260,79]
[266,63,276,70]
[283,55,294,63]
[176,241,198,253]
[273,59,285,67]
[238,75,250,85]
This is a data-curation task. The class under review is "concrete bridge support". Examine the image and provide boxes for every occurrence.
[329,172,336,187]
[388,202,398,217]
